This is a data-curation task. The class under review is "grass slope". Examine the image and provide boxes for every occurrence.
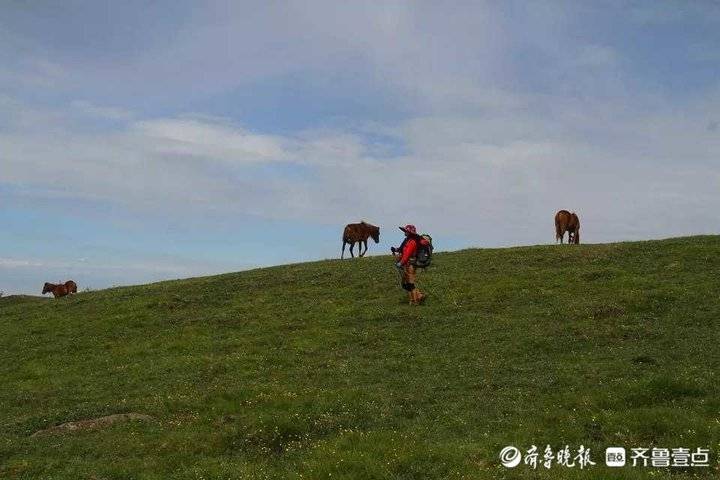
[1,236,720,479]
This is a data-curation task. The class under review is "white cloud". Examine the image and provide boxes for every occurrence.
[573,45,618,69]
[0,256,191,274]
[628,1,720,25]
[0,57,67,89]
[0,258,45,268]
[1,88,719,248]
[135,118,290,163]
[70,100,133,120]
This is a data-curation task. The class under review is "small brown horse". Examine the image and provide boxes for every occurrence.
[42,280,77,298]
[555,210,580,244]
[42,282,69,298]
[341,221,380,258]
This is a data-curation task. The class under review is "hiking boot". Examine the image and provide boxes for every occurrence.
[409,289,425,305]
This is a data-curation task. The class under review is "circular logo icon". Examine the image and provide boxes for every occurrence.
[499,446,522,468]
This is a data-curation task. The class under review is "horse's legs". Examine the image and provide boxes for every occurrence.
[360,240,367,257]
[349,242,355,258]
[555,222,562,243]
[341,240,346,259]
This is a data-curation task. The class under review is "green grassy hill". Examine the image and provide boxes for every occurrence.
[2,236,720,479]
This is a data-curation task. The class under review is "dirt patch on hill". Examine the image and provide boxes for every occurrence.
[31,413,153,437]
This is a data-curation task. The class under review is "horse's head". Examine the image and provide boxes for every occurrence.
[371,226,380,243]
[42,282,53,294]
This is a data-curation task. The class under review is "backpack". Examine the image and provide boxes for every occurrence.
[413,234,433,268]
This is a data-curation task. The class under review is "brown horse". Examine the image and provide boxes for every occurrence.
[65,280,78,294]
[42,282,69,298]
[555,210,580,244]
[341,221,380,258]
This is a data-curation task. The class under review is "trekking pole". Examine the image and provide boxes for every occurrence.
[395,264,404,287]
[392,256,403,284]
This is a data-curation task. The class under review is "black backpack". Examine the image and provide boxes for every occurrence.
[413,234,433,268]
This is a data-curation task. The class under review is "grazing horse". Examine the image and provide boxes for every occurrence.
[42,282,69,298]
[65,280,78,294]
[555,210,580,244]
[341,221,380,258]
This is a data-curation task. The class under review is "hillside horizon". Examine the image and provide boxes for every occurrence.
[7,234,716,298]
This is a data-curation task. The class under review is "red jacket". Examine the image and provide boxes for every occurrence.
[398,237,418,265]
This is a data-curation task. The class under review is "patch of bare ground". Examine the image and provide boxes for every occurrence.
[31,413,152,437]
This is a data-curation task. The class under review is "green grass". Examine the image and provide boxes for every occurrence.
[1,236,720,479]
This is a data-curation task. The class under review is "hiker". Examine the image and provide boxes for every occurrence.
[392,224,428,305]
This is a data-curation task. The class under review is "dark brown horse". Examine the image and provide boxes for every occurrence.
[341,221,380,258]
[65,280,78,294]
[42,282,69,298]
[555,210,580,244]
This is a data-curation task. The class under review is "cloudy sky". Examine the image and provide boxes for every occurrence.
[1,1,719,295]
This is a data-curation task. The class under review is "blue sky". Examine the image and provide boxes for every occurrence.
[1,1,719,295]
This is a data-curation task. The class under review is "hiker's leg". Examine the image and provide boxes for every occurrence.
[400,266,410,301]
[407,264,425,304]
[405,264,416,284]
[404,265,418,304]
[403,282,415,304]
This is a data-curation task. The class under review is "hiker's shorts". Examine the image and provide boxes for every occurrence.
[402,264,417,285]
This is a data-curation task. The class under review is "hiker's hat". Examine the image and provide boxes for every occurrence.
[399,224,417,235]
